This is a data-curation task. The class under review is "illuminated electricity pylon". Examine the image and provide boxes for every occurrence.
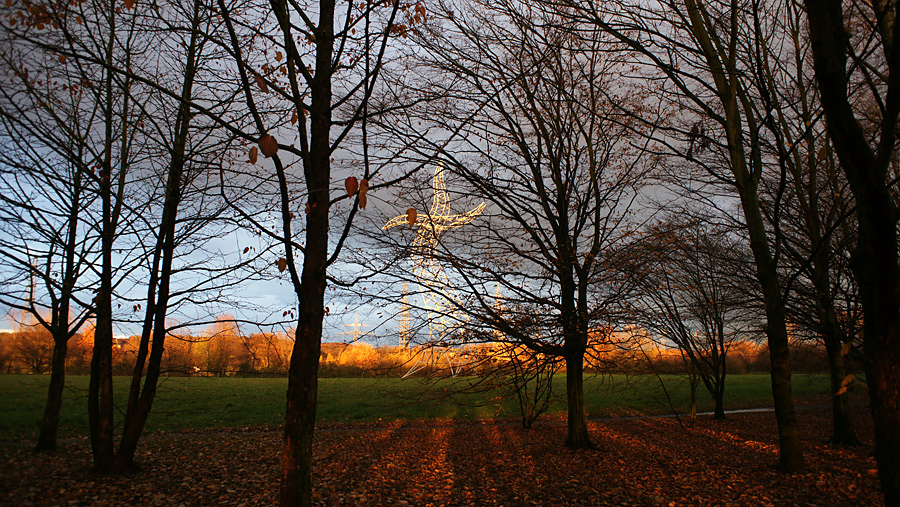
[384,161,485,376]
[493,281,504,341]
[25,258,37,328]
[398,283,412,348]
[491,281,514,361]
[338,314,368,342]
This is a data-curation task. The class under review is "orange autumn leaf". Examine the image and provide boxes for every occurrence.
[835,374,855,396]
[259,135,278,157]
[345,176,359,197]
[255,74,268,92]
[249,146,259,164]
[841,342,851,356]
[276,258,287,273]
[358,179,369,210]
[406,208,417,227]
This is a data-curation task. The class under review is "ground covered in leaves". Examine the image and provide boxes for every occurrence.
[0,405,880,506]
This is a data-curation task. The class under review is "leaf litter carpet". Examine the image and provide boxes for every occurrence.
[0,406,881,506]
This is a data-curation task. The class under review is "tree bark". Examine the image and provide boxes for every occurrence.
[823,332,858,445]
[278,166,329,506]
[35,337,67,451]
[279,1,333,503]
[280,313,323,507]
[88,286,115,473]
[563,352,592,449]
[712,378,726,420]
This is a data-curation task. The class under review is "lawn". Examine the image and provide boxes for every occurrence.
[0,373,834,440]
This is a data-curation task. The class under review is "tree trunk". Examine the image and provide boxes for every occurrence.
[738,173,805,472]
[713,387,725,420]
[280,0,332,496]
[88,174,115,473]
[765,316,805,472]
[866,333,900,505]
[115,323,168,472]
[35,337,67,451]
[679,0,804,471]
[689,373,697,424]
[823,331,859,445]
[279,316,323,507]
[88,0,121,474]
[115,1,198,469]
[805,0,900,500]
[809,221,858,444]
[563,352,592,449]
[88,296,115,473]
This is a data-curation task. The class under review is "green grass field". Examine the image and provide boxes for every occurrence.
[0,373,833,440]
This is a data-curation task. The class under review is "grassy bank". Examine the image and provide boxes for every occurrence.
[0,373,834,440]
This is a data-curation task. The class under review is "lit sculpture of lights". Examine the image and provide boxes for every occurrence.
[384,161,485,376]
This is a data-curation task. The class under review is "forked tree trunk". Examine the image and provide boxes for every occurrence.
[114,1,198,470]
[36,174,81,452]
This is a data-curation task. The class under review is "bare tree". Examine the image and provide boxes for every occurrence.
[1,0,259,470]
[213,0,414,502]
[0,96,95,449]
[565,0,809,471]
[632,218,752,419]
[371,0,653,448]
[0,0,128,453]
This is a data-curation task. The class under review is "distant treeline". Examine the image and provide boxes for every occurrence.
[0,327,844,377]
